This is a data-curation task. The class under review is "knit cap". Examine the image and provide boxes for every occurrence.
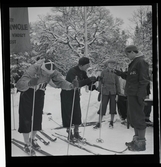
[41,59,56,74]
[125,45,138,54]
[78,57,90,66]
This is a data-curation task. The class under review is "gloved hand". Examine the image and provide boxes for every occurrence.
[72,78,79,88]
[89,85,97,91]
[10,83,15,89]
[114,69,124,76]
[98,92,101,101]
[89,76,97,83]
[28,77,39,86]
[97,76,103,81]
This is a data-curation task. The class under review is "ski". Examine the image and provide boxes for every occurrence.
[54,121,105,130]
[55,133,128,154]
[83,140,128,154]
[36,134,50,145]
[11,139,36,156]
[81,120,105,127]
[39,130,57,142]
[12,138,53,156]
[52,133,99,155]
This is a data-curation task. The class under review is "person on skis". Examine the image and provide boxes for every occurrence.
[93,59,120,129]
[16,59,78,155]
[114,45,150,151]
[60,57,98,142]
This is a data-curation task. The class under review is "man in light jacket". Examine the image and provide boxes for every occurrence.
[16,59,78,155]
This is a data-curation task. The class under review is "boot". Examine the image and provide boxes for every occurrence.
[74,131,83,141]
[29,138,41,150]
[93,122,100,129]
[128,138,146,151]
[23,144,36,156]
[109,121,114,128]
[125,135,138,147]
[66,129,76,143]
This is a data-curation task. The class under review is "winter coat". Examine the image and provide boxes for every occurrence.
[16,63,73,92]
[60,65,94,127]
[97,68,120,95]
[120,56,149,99]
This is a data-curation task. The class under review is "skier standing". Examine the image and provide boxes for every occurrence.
[16,59,78,155]
[114,45,149,151]
[60,57,97,142]
[93,59,120,129]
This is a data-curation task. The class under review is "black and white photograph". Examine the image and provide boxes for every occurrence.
[0,3,160,165]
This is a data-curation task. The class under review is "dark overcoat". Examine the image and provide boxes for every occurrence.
[120,56,150,129]
[60,66,93,127]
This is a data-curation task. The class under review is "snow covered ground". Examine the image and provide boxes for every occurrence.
[11,85,154,156]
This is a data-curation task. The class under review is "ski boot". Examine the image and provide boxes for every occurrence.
[93,122,100,129]
[125,135,138,148]
[109,121,113,129]
[74,132,85,142]
[66,129,77,143]
[23,144,36,156]
[128,138,146,151]
[30,138,41,150]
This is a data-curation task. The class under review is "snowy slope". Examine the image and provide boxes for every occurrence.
[11,85,154,156]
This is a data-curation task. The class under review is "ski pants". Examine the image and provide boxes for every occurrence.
[127,95,146,130]
[97,94,117,116]
[18,88,45,133]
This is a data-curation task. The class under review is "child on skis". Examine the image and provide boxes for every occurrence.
[93,59,120,129]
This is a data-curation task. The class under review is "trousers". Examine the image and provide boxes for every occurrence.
[97,94,117,115]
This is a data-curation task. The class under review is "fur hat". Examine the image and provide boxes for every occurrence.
[41,59,56,74]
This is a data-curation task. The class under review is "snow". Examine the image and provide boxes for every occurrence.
[11,85,154,156]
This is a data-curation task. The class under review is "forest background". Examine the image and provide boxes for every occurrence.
[10,6,152,79]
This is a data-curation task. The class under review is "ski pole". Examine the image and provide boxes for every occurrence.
[48,115,62,127]
[82,83,93,143]
[30,86,36,156]
[96,84,104,143]
[67,76,78,155]
[11,90,16,130]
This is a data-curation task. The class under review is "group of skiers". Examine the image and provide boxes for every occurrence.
[13,45,151,155]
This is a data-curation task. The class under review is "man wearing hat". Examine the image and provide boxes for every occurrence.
[60,57,97,142]
[114,45,150,151]
[93,59,120,129]
[16,59,78,155]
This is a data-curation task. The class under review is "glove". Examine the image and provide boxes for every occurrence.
[114,69,123,76]
[89,85,97,91]
[10,83,15,89]
[28,77,39,86]
[98,93,101,101]
[89,76,97,83]
[97,76,103,81]
[72,78,79,88]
